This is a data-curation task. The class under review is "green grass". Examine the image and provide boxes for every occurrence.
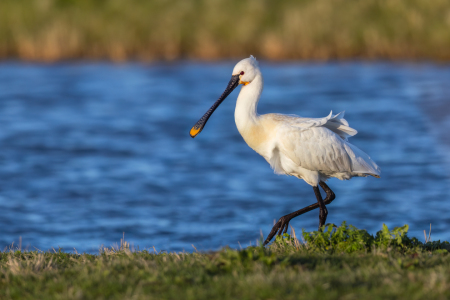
[1,0,450,61]
[1,223,450,299]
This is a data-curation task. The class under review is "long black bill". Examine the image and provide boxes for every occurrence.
[190,74,240,138]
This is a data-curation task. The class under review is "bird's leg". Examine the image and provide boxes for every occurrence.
[313,186,328,229]
[319,181,335,203]
[263,182,336,245]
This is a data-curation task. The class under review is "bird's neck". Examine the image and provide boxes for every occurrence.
[234,73,263,135]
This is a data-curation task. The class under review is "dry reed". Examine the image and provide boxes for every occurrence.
[1,0,450,61]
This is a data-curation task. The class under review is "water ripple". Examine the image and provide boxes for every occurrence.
[0,61,449,252]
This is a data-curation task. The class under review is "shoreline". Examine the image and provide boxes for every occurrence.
[1,223,449,299]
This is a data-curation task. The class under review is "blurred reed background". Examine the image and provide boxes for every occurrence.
[1,0,450,61]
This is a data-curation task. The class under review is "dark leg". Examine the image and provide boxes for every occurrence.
[314,186,328,228]
[319,181,335,202]
[263,181,335,245]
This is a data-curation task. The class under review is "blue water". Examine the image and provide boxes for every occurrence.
[0,61,450,253]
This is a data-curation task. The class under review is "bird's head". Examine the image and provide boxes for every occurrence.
[232,55,260,86]
[189,56,259,138]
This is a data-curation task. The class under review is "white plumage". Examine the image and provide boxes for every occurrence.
[190,56,380,244]
[232,56,380,187]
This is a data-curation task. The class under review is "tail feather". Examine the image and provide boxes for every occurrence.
[345,142,381,177]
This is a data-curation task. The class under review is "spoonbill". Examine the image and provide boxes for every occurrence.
[190,56,380,245]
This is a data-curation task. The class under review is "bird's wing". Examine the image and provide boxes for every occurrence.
[277,124,353,173]
[270,112,379,175]
[283,111,357,141]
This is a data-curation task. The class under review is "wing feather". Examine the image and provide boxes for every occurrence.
[278,125,352,174]
[270,112,380,176]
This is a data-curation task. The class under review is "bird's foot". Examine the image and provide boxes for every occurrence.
[263,215,292,246]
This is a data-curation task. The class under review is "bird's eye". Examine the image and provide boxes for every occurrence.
[240,71,245,75]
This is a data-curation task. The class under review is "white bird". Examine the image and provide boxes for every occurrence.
[190,56,380,245]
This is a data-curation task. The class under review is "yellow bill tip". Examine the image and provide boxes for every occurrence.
[190,126,201,138]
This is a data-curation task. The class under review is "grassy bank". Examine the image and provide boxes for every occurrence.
[1,0,450,61]
[1,223,450,299]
